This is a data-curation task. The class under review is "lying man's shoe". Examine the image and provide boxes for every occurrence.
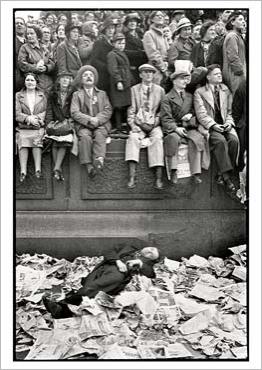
[43,297,73,319]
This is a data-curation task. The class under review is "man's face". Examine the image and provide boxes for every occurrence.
[180,26,192,39]
[82,70,95,87]
[105,25,115,39]
[232,15,246,32]
[173,75,188,90]
[46,15,54,25]
[15,18,26,35]
[192,25,201,41]
[140,70,155,83]
[69,28,80,41]
[207,68,223,84]
[71,14,79,25]
[42,27,51,42]
[127,20,137,31]
[174,13,184,22]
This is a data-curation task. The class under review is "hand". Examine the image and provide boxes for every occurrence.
[234,70,244,76]
[117,82,124,91]
[116,260,127,273]
[224,122,232,132]
[36,65,46,73]
[126,259,143,269]
[131,125,141,133]
[212,124,224,133]
[176,127,188,138]
[89,117,99,127]
[181,113,192,122]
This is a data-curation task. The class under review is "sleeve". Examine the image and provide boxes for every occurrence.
[127,87,137,127]
[160,95,178,132]
[35,96,47,125]
[18,45,38,73]
[57,43,69,75]
[167,42,179,67]
[193,89,216,130]
[225,90,235,127]
[103,244,139,264]
[45,54,55,74]
[140,261,156,278]
[15,93,29,126]
[95,91,113,126]
[232,84,244,125]
[107,52,122,84]
[143,31,166,72]
[90,41,107,70]
[70,92,91,127]
[155,87,165,124]
[225,34,244,75]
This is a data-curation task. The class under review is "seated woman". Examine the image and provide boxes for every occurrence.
[43,245,161,318]
[46,72,74,181]
[16,73,47,182]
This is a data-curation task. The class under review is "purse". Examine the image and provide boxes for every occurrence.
[46,119,73,136]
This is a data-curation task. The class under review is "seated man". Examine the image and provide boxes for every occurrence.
[161,69,210,184]
[71,65,112,178]
[43,245,161,319]
[194,64,239,193]
[125,64,165,189]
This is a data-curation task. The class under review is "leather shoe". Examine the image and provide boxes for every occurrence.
[224,178,236,193]
[19,173,26,183]
[171,171,178,184]
[35,170,42,179]
[94,158,104,171]
[193,174,202,184]
[87,165,96,178]
[43,297,73,319]
[127,177,136,189]
[215,174,224,186]
[154,178,164,190]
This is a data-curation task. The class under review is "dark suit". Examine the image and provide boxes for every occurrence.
[161,88,210,175]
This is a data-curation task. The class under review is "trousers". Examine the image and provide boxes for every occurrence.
[125,126,164,167]
[77,126,108,165]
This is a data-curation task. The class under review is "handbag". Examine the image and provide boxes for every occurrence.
[46,119,73,136]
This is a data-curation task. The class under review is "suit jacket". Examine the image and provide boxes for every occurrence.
[57,40,82,78]
[194,83,237,138]
[70,87,112,132]
[127,83,165,127]
[16,89,47,128]
[161,88,194,134]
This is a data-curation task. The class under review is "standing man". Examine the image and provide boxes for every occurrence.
[161,69,209,184]
[194,64,239,193]
[222,11,246,96]
[71,65,113,178]
[15,17,26,92]
[125,64,165,189]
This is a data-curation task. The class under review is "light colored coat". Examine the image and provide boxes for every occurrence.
[222,30,246,95]
[127,83,165,127]
[16,89,47,127]
[194,83,238,139]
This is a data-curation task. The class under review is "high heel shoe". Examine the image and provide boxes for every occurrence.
[53,170,64,181]
[19,173,26,183]
[35,170,42,179]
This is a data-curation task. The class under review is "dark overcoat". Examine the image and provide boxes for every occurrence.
[90,36,114,94]
[190,42,205,68]
[56,39,82,78]
[77,244,157,298]
[46,89,72,124]
[107,49,132,108]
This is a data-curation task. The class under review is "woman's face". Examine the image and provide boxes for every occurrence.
[127,19,138,31]
[152,11,165,26]
[141,247,159,260]
[105,25,115,39]
[204,25,216,41]
[59,75,72,89]
[179,26,192,39]
[69,28,80,41]
[26,28,38,43]
[57,25,65,38]
[25,74,37,90]
[59,15,68,26]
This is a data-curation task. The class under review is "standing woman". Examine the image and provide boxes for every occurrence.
[190,21,216,67]
[56,23,82,78]
[51,23,66,64]
[16,73,47,182]
[123,12,148,85]
[90,17,118,95]
[46,72,74,181]
[18,25,55,94]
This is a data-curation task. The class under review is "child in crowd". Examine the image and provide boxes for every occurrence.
[107,33,132,135]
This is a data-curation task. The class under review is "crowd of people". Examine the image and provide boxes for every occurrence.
[15,9,247,195]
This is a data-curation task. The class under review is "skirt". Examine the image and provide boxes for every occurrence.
[16,128,45,150]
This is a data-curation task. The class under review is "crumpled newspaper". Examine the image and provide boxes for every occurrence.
[16,245,247,360]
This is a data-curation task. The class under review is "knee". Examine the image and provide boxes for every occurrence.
[127,132,140,143]
[79,133,92,144]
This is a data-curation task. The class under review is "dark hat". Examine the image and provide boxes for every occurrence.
[112,32,125,43]
[170,70,190,80]
[100,16,120,33]
[138,64,157,73]
[57,71,74,78]
[81,21,98,35]
[75,65,99,85]
[123,12,141,25]
[65,23,82,37]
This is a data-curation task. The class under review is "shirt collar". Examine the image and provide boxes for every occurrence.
[141,82,153,90]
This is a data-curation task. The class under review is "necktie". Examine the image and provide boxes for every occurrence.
[214,85,220,108]
[180,91,184,101]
